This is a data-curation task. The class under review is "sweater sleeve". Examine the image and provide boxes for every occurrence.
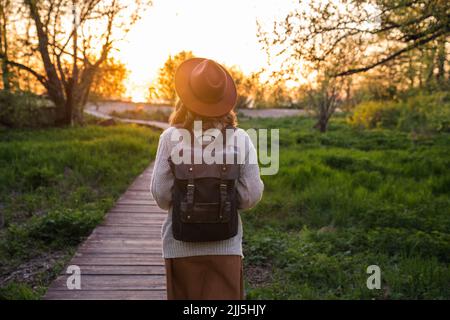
[150,128,174,211]
[236,130,264,210]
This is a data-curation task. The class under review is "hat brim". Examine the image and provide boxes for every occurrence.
[175,58,237,117]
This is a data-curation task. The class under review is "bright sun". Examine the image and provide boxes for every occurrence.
[113,0,296,102]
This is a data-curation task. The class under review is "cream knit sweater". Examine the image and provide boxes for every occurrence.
[150,126,264,258]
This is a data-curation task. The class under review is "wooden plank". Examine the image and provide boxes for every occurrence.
[89,232,161,239]
[84,245,161,251]
[116,200,157,206]
[80,239,162,246]
[78,245,162,252]
[127,187,150,191]
[91,227,162,234]
[73,252,163,258]
[104,216,166,223]
[60,265,165,275]
[128,182,150,189]
[106,212,166,218]
[99,224,164,228]
[79,247,161,252]
[44,290,166,300]
[71,255,164,266]
[106,212,165,218]
[77,248,162,255]
[122,191,153,197]
[93,225,161,231]
[87,235,160,240]
[119,195,154,201]
[102,220,165,226]
[103,218,166,222]
[79,242,162,251]
[127,184,150,189]
[92,223,161,231]
[49,275,166,290]
[91,226,161,235]
[110,205,165,213]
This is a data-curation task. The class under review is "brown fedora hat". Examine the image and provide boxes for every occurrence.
[175,58,237,117]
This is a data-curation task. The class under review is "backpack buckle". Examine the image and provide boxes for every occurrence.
[186,183,195,204]
[219,183,228,219]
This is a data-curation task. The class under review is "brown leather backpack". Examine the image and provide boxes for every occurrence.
[168,127,240,242]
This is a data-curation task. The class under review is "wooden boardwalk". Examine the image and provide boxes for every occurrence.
[44,164,167,300]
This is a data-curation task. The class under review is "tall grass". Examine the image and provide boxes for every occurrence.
[240,116,450,299]
[0,124,160,299]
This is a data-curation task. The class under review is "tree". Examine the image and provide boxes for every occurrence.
[89,57,128,101]
[0,0,11,90]
[258,0,449,78]
[305,75,342,132]
[148,51,194,104]
[0,0,151,125]
[258,0,449,130]
[227,66,266,109]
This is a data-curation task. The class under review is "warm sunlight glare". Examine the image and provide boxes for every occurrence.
[113,0,296,102]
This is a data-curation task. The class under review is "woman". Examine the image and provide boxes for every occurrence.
[150,58,264,300]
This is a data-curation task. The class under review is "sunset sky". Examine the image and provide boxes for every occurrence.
[114,0,296,102]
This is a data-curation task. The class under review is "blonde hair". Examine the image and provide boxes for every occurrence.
[169,99,238,131]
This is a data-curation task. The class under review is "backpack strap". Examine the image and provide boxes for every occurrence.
[185,164,195,220]
[218,164,228,221]
[219,126,235,220]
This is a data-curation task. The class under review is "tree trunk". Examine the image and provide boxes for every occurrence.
[0,0,10,90]
[436,37,446,89]
[1,59,9,90]
[314,110,329,133]
[425,46,436,87]
[313,118,328,132]
[26,0,68,125]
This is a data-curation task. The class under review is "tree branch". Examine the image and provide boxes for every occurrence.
[0,54,47,86]
[334,29,448,77]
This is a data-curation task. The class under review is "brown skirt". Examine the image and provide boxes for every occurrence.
[164,255,244,300]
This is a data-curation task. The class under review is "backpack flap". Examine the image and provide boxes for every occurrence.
[171,162,240,180]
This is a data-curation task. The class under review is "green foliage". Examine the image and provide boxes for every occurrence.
[27,208,104,245]
[348,92,450,133]
[240,114,450,299]
[348,100,401,129]
[148,51,194,104]
[397,92,450,133]
[0,91,56,128]
[89,57,129,101]
[0,124,159,299]
[110,108,170,122]
[0,282,44,300]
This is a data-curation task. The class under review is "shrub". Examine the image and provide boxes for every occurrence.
[0,282,43,300]
[397,92,450,133]
[0,90,57,128]
[348,92,450,133]
[348,100,401,129]
[110,108,170,122]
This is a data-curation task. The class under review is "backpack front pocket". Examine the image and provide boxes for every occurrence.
[180,201,231,223]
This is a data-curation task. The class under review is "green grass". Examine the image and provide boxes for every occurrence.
[1,113,448,300]
[239,116,450,299]
[0,124,160,299]
[110,108,170,122]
